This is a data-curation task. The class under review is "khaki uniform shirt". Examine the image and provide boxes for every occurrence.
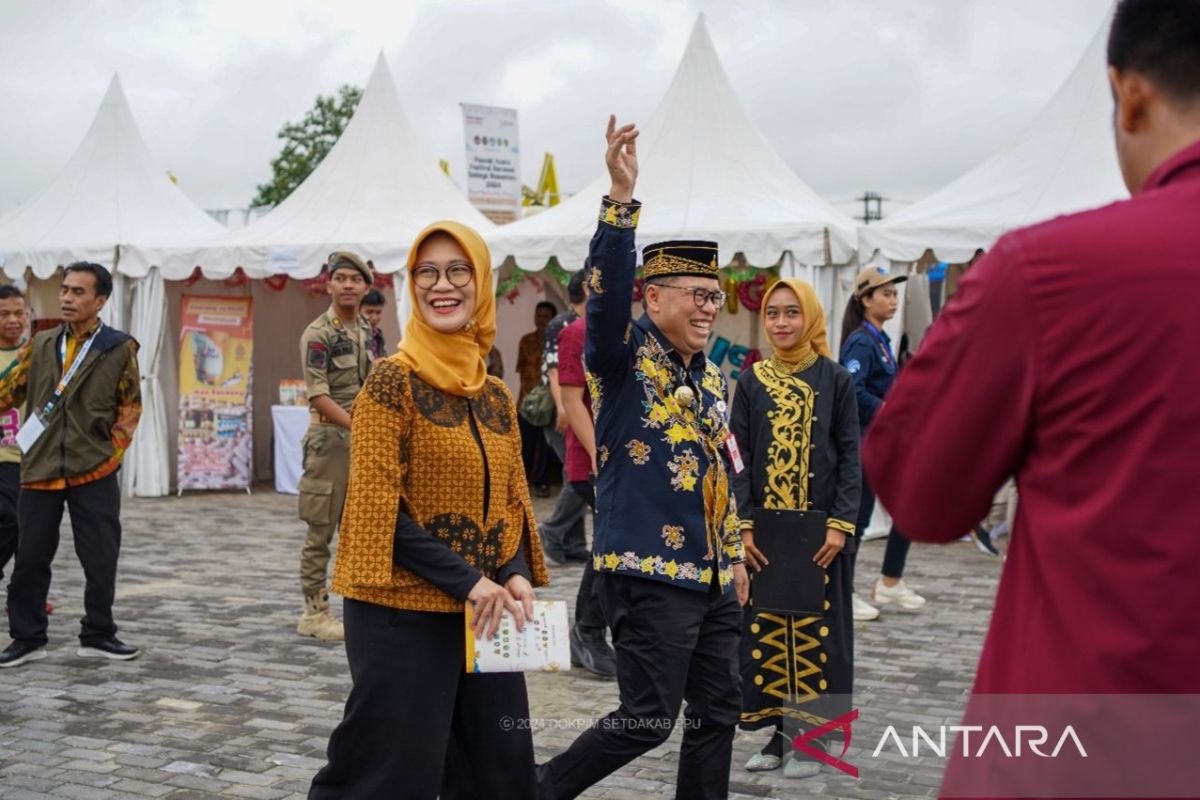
[300,308,372,414]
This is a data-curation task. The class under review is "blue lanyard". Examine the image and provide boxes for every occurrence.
[860,321,895,366]
[42,324,102,418]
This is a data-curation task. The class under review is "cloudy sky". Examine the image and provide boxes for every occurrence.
[0,0,1113,220]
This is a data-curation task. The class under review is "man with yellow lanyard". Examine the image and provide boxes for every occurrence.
[0,263,141,668]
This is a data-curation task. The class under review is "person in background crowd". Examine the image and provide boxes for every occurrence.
[0,263,141,668]
[360,288,387,360]
[295,252,372,642]
[839,267,926,622]
[538,270,591,565]
[486,346,504,378]
[0,286,52,617]
[0,286,28,600]
[556,299,617,679]
[537,116,748,800]
[517,301,557,497]
[733,279,860,779]
[310,221,548,799]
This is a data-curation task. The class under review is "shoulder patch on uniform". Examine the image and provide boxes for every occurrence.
[846,358,861,374]
[307,342,328,369]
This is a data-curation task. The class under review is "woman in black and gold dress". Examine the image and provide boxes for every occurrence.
[731,278,861,779]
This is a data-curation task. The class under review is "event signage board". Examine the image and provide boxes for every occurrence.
[177,296,254,491]
[462,102,522,224]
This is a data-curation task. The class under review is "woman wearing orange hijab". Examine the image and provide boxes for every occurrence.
[310,222,549,799]
[728,278,861,779]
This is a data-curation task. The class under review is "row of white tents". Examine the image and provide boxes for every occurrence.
[0,13,1126,497]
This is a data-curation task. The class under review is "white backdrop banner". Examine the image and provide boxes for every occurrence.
[462,103,522,224]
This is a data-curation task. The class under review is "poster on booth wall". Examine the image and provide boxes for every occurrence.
[177,296,253,491]
[462,103,522,224]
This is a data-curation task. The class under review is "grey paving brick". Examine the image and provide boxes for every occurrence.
[0,490,1004,799]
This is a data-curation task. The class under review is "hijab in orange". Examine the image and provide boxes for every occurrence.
[398,221,496,397]
[761,278,832,364]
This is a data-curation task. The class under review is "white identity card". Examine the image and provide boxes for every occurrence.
[15,414,46,454]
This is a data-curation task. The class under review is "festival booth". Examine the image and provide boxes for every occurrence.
[0,75,227,499]
[855,12,1127,352]
[122,53,496,494]
[487,15,858,383]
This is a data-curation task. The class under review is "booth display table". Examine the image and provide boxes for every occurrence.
[272,405,309,494]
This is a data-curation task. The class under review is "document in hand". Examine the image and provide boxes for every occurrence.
[465,599,572,673]
[750,508,828,616]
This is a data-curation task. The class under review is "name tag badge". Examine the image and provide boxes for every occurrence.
[725,433,745,474]
[16,414,46,454]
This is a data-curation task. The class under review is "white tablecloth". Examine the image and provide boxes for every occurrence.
[272,405,310,494]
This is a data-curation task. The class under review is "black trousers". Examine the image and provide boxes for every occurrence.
[518,415,551,486]
[0,462,19,583]
[851,470,912,582]
[310,599,537,800]
[538,573,743,800]
[567,480,605,633]
[8,472,122,645]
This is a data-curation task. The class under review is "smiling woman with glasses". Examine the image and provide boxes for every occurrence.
[310,221,549,800]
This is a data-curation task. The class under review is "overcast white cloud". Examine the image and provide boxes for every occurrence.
[0,0,1113,219]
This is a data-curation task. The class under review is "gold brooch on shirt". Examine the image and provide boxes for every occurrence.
[673,385,696,409]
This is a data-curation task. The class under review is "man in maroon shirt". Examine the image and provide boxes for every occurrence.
[557,310,617,679]
[864,1,1200,795]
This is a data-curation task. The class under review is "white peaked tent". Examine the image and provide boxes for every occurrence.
[487,15,857,271]
[122,53,495,280]
[0,75,225,500]
[0,75,225,279]
[858,11,1127,263]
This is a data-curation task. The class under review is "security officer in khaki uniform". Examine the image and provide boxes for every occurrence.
[296,251,373,640]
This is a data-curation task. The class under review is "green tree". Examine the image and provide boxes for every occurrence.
[250,84,363,208]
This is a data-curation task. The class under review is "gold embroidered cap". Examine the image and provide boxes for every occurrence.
[642,240,720,281]
[327,250,373,285]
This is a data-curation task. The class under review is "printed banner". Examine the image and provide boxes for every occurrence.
[462,102,522,224]
[177,296,253,491]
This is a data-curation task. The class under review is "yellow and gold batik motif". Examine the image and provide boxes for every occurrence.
[668,451,700,492]
[626,439,652,465]
[661,524,685,551]
[742,355,834,727]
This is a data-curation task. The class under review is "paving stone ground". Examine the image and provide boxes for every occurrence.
[0,486,1004,799]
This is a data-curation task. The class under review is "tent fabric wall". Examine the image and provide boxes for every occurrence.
[487,16,857,271]
[122,268,170,497]
[0,76,224,280]
[121,54,494,282]
[858,12,1126,263]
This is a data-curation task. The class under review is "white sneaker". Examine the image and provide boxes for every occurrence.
[852,593,880,621]
[872,578,927,610]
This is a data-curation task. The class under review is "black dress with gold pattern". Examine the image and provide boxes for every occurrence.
[730,355,861,732]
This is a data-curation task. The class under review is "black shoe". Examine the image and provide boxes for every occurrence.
[570,624,616,679]
[77,637,141,661]
[541,544,569,565]
[0,640,47,668]
[970,525,1002,557]
[534,484,551,498]
[564,548,591,563]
